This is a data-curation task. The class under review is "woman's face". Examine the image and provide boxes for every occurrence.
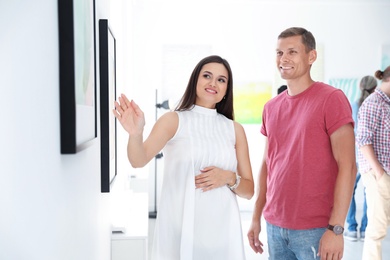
[195,62,228,108]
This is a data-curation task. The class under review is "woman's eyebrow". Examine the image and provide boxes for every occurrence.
[203,70,228,80]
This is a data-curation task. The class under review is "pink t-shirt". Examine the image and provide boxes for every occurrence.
[261,82,353,230]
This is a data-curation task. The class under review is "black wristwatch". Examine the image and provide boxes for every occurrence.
[327,224,344,235]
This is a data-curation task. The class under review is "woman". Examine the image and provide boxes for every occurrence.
[113,55,254,260]
[344,75,377,242]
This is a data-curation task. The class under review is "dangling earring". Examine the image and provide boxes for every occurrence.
[223,96,226,99]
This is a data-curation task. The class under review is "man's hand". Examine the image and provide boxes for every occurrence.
[247,220,264,254]
[318,230,344,260]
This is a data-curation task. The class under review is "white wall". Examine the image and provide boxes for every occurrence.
[1,0,389,258]
[0,0,132,259]
[126,0,390,212]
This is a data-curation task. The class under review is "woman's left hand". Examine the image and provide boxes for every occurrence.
[195,166,235,192]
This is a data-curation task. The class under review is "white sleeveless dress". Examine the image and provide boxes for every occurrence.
[151,105,245,260]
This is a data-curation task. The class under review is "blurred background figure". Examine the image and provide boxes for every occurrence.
[277,85,287,95]
[344,75,377,242]
[356,66,390,260]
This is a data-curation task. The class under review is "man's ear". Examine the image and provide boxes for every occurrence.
[309,50,317,65]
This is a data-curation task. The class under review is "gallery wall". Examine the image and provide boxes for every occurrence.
[0,0,131,259]
[0,0,389,259]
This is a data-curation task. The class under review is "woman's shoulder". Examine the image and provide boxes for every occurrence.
[159,111,179,123]
[233,121,245,136]
[157,111,179,132]
[233,120,243,129]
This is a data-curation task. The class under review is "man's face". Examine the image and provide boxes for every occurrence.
[276,35,316,81]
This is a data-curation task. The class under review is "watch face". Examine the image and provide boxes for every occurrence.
[333,225,344,235]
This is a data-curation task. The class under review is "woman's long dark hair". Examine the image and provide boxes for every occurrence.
[175,55,234,120]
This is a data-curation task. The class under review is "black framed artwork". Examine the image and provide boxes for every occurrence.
[99,19,117,192]
[58,0,97,154]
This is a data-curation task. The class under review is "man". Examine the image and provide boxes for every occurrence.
[357,66,390,260]
[247,27,357,260]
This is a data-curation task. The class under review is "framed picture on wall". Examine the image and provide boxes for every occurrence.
[58,0,97,154]
[99,19,117,192]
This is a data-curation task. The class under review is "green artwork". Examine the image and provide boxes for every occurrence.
[234,82,272,124]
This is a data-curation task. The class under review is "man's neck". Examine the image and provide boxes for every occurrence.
[286,78,315,96]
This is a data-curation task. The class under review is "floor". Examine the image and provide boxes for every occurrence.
[148,210,390,260]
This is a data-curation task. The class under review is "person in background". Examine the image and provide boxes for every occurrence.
[344,75,377,242]
[113,55,254,260]
[356,66,390,260]
[247,27,356,260]
[277,84,287,94]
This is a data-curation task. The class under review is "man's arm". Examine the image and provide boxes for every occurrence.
[360,144,386,179]
[247,137,268,254]
[318,123,357,259]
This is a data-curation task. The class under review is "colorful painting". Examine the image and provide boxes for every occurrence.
[58,0,97,153]
[234,82,272,124]
[328,78,359,104]
[74,0,95,106]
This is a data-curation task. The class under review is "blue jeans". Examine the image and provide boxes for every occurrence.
[346,172,368,232]
[266,222,326,260]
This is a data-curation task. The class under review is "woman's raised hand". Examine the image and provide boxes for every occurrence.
[112,94,145,135]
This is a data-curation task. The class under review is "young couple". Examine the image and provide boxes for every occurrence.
[113,27,356,260]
